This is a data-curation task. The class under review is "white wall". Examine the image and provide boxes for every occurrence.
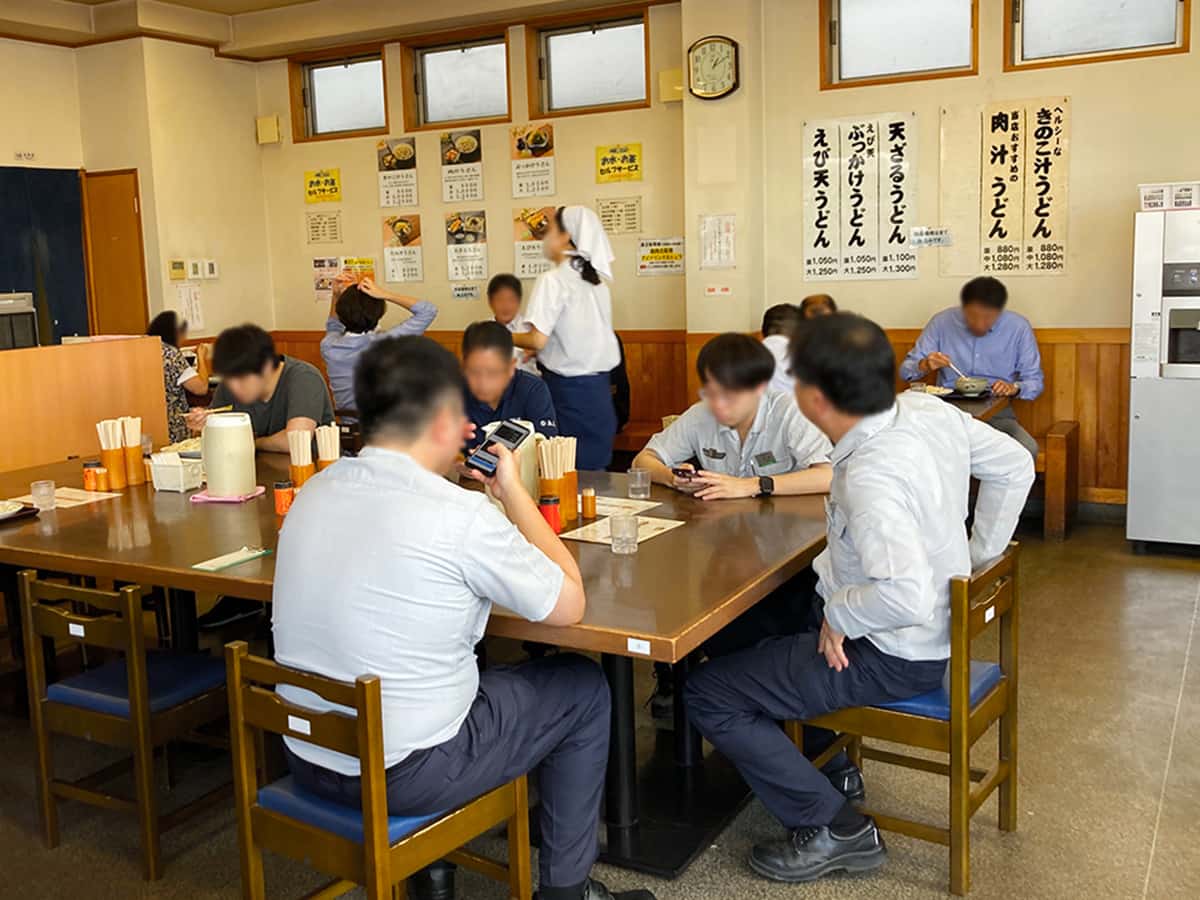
[1,38,83,169]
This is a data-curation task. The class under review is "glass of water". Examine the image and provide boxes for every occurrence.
[610,514,639,555]
[627,467,651,500]
[31,480,56,511]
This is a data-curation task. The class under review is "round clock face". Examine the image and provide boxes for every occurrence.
[690,38,737,98]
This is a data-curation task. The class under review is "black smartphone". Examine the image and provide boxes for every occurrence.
[465,419,532,476]
[671,466,695,480]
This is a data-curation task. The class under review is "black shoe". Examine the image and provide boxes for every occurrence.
[196,595,262,630]
[646,668,674,728]
[824,762,866,802]
[748,819,887,883]
[408,861,455,900]
[536,878,657,900]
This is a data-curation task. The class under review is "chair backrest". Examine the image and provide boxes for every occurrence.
[947,542,1019,714]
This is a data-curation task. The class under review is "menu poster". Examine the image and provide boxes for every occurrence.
[513,207,554,278]
[511,123,556,198]
[597,196,642,234]
[341,257,376,283]
[800,112,919,281]
[312,256,341,304]
[304,168,342,204]
[305,210,343,244]
[445,211,488,282]
[979,103,1025,275]
[699,214,736,269]
[441,130,484,203]
[596,142,643,183]
[377,138,418,208]
[636,237,685,276]
[382,215,423,283]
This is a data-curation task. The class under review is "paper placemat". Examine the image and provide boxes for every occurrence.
[561,515,685,546]
[8,487,122,508]
[576,496,661,517]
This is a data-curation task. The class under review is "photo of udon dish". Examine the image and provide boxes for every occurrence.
[383,215,422,247]
[441,130,482,165]
[512,124,554,158]
[377,138,416,171]
[446,211,487,244]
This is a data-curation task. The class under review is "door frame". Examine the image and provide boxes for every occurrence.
[80,167,150,336]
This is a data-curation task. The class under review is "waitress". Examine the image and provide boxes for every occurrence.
[512,206,621,470]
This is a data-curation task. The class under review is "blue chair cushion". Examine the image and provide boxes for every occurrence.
[873,661,1003,721]
[258,775,445,844]
[45,652,226,717]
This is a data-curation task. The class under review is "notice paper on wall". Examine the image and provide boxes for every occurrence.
[341,257,375,283]
[511,124,556,198]
[174,282,204,330]
[304,168,341,204]
[513,207,554,278]
[453,285,480,301]
[597,196,642,235]
[377,137,418,208]
[382,215,423,283]
[700,214,736,269]
[312,257,340,304]
[637,238,685,276]
[441,130,484,203]
[445,211,488,281]
[596,143,643,183]
[305,210,342,244]
[910,226,953,248]
[801,112,919,282]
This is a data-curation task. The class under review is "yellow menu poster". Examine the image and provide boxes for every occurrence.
[304,168,342,204]
[596,143,643,183]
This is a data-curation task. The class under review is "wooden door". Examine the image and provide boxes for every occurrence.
[82,169,149,335]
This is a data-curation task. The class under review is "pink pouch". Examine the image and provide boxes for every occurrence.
[189,485,266,504]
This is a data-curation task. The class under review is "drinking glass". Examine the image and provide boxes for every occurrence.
[31,480,56,511]
[627,467,651,500]
[610,513,639,555]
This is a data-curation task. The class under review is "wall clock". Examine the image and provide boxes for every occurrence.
[688,35,739,100]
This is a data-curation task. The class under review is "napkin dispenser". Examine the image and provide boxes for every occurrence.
[202,412,257,498]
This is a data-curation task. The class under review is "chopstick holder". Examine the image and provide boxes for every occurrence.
[122,416,145,486]
[315,424,339,470]
[97,418,127,490]
[288,430,316,488]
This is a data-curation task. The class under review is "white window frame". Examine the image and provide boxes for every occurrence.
[412,36,511,129]
[534,15,649,116]
[1006,0,1189,71]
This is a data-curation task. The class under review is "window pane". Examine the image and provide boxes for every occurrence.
[310,58,386,135]
[547,22,646,110]
[421,42,508,124]
[839,0,972,80]
[1022,0,1178,60]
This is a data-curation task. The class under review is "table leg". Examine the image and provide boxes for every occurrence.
[1,564,21,663]
[672,653,703,768]
[167,588,199,653]
[601,653,638,831]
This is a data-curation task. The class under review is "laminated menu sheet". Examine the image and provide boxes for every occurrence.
[561,515,684,546]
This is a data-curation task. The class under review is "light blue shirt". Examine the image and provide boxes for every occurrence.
[320,301,438,410]
[899,307,1044,400]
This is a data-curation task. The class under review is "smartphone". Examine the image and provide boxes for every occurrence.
[671,466,695,480]
[465,419,532,476]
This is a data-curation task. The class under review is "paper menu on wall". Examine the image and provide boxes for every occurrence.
[312,257,341,303]
[382,216,423,283]
[513,207,554,279]
[597,197,642,234]
[306,210,343,244]
[561,515,684,546]
[700,214,736,269]
[377,138,418,208]
[511,123,556,198]
[174,282,204,330]
[441,130,484,203]
[445,211,488,282]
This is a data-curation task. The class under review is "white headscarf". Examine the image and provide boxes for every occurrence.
[560,205,615,281]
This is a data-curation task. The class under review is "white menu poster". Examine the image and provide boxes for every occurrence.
[382,215,423,283]
[511,124,556,198]
[305,210,343,244]
[377,138,418,208]
[597,196,642,234]
[700,214,736,269]
[445,211,488,281]
[801,112,919,281]
[513,207,554,279]
[441,130,484,203]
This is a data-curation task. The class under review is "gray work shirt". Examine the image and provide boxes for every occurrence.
[212,355,333,437]
[644,390,832,477]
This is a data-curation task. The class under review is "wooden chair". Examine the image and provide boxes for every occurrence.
[334,409,363,457]
[788,542,1020,895]
[225,641,533,900]
[19,569,230,880]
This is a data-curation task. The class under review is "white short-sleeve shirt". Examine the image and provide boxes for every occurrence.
[500,313,541,376]
[762,334,795,396]
[523,260,620,376]
[271,447,563,775]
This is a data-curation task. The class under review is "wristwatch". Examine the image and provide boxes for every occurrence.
[757,475,775,498]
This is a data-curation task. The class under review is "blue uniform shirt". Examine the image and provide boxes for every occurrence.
[465,370,559,448]
[321,302,438,411]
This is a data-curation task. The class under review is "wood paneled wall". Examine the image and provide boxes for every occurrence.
[269,326,1130,503]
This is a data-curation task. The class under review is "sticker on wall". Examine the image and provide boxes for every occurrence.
[596,196,642,235]
[513,207,554,279]
[699,214,736,270]
[596,143,643,183]
[304,168,342,204]
[382,215,423,284]
[980,97,1070,276]
[636,238,685,276]
[910,226,953,248]
[377,138,418,208]
[453,285,481,301]
[305,210,343,244]
[801,112,919,282]
[312,257,341,304]
[445,211,488,282]
[441,130,484,203]
[511,123,556,198]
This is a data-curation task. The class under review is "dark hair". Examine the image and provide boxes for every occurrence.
[960,276,1007,310]
[789,313,895,416]
[555,206,602,285]
[335,283,386,333]
[696,333,776,390]
[462,320,514,358]
[355,336,465,442]
[800,294,838,318]
[487,273,523,300]
[211,324,279,377]
[762,304,801,338]
[146,310,186,347]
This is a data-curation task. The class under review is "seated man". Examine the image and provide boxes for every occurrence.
[488,273,539,376]
[187,324,333,453]
[322,274,438,411]
[686,314,1034,885]
[634,332,832,500]
[462,321,558,446]
[762,303,803,396]
[800,293,838,319]
[899,276,1042,457]
[272,335,654,900]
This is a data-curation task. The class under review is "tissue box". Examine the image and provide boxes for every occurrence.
[150,452,204,492]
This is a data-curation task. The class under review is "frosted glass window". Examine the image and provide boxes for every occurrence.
[544,20,646,111]
[837,0,973,81]
[308,57,386,135]
[1021,0,1180,61]
[419,40,509,125]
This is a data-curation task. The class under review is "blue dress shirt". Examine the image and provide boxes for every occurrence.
[320,302,438,411]
[899,307,1044,400]
[465,370,559,449]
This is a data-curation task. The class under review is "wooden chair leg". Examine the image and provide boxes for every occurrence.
[784,720,803,750]
[391,882,407,900]
[949,735,970,895]
[848,735,863,770]
[31,713,59,847]
[998,709,1018,832]
[132,742,162,881]
[508,777,533,900]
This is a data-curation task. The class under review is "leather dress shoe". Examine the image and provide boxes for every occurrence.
[536,877,657,900]
[408,861,455,900]
[749,818,886,883]
[824,762,866,802]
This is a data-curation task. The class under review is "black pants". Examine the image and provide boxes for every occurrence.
[686,631,946,828]
[286,653,610,889]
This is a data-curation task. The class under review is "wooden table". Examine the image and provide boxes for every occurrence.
[0,459,827,878]
[946,393,1009,422]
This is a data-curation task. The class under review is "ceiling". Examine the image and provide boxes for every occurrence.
[71,0,316,13]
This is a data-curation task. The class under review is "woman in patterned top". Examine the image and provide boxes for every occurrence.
[147,311,207,442]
